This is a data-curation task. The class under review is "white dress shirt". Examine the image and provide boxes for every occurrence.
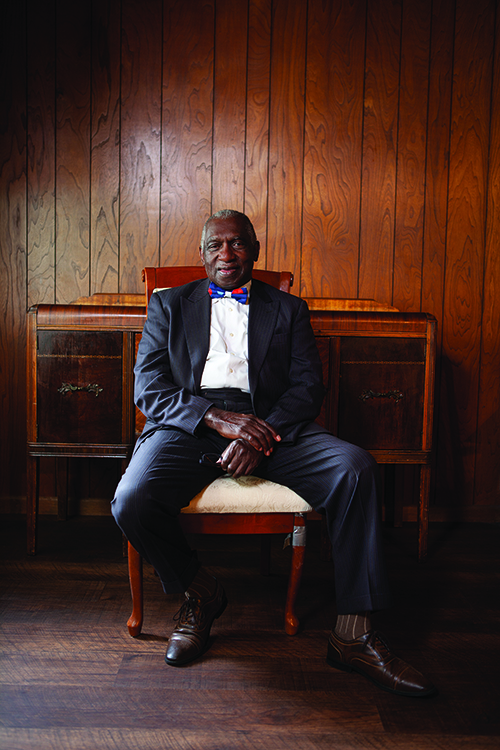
[200,283,251,392]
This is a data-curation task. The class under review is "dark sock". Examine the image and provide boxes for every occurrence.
[185,566,217,600]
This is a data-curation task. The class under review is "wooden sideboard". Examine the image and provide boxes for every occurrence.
[27,302,436,560]
[26,304,145,555]
[309,309,436,561]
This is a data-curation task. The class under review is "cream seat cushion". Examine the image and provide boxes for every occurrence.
[181,474,312,515]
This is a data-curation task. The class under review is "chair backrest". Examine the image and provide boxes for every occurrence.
[142,266,293,306]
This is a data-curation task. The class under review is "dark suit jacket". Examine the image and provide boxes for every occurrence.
[134,277,326,445]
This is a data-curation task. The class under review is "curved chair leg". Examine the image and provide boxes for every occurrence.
[284,513,307,635]
[127,542,143,637]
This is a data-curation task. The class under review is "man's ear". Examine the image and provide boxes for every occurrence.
[199,245,205,265]
[253,241,260,262]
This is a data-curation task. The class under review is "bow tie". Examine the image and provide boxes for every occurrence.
[208,282,248,304]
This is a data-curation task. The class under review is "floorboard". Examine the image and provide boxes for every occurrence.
[1,515,499,749]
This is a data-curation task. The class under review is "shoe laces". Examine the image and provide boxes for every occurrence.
[367,630,392,659]
[173,596,204,627]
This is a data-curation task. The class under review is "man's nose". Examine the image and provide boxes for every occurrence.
[218,241,234,259]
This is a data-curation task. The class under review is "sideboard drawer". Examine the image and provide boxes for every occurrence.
[36,330,123,444]
[337,337,426,451]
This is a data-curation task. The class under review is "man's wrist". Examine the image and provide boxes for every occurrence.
[203,406,220,429]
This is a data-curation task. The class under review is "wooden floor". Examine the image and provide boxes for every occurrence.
[1,515,499,750]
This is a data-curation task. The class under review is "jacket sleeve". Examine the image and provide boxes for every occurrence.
[134,291,212,435]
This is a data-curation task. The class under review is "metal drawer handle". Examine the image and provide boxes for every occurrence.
[58,382,104,397]
[359,389,404,403]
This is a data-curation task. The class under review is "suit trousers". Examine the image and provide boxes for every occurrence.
[112,410,392,615]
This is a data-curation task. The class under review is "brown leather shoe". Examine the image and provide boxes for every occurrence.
[165,581,227,666]
[327,629,437,697]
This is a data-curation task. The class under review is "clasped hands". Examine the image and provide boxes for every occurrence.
[203,407,281,478]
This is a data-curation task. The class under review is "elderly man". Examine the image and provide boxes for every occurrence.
[112,209,436,697]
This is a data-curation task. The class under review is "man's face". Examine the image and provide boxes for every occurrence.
[199,216,260,290]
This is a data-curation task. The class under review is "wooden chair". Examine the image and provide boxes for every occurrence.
[127,266,313,637]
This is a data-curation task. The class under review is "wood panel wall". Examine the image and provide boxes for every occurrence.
[1,0,499,520]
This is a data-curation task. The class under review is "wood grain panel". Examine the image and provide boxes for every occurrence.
[0,2,27,501]
[119,0,162,293]
[91,0,121,295]
[475,4,500,506]
[245,0,272,262]
[392,0,431,312]
[55,0,91,303]
[421,0,454,331]
[212,0,248,212]
[443,0,494,504]
[26,0,58,508]
[421,0,455,504]
[359,0,401,306]
[302,0,366,299]
[160,0,214,266]
[27,0,56,307]
[3,0,500,513]
[267,0,307,286]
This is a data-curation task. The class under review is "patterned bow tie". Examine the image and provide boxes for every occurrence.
[208,282,248,304]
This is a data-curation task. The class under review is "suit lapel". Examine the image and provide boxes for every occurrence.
[180,279,211,393]
[248,280,279,394]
